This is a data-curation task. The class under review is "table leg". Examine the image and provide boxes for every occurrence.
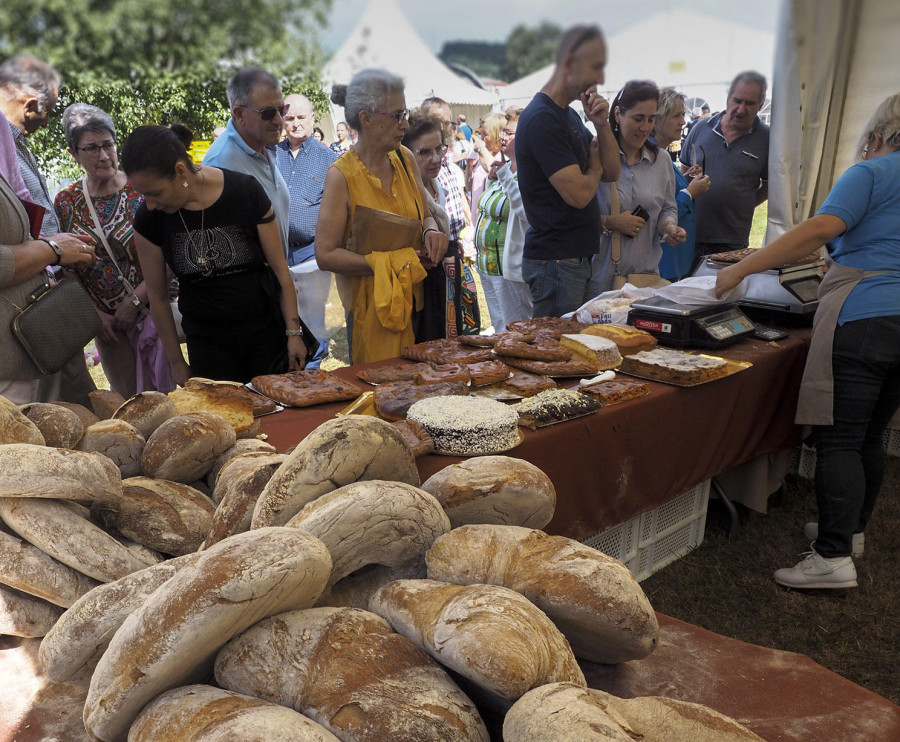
[712,477,739,541]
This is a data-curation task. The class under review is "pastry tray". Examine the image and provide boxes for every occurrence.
[335,391,377,417]
[238,383,284,416]
[517,409,598,429]
[433,429,524,456]
[617,355,752,387]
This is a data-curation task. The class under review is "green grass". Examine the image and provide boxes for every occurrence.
[749,201,768,249]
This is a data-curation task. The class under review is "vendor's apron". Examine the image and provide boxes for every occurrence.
[795,260,897,426]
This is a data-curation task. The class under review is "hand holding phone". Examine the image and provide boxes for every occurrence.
[631,205,650,221]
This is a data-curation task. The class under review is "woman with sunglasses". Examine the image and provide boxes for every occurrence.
[123,124,308,386]
[589,80,686,294]
[315,69,448,363]
[54,103,172,396]
[472,108,532,331]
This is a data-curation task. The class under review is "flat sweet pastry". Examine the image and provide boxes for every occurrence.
[619,348,731,386]
[506,317,589,339]
[502,356,601,377]
[373,380,469,421]
[169,379,254,432]
[707,247,821,267]
[414,364,472,386]
[559,334,622,370]
[182,377,277,416]
[512,388,601,430]
[581,323,657,355]
[250,370,365,408]
[493,336,573,362]
[579,378,650,406]
[406,396,520,455]
[356,362,431,385]
[459,331,536,347]
[391,419,435,456]
[401,339,494,365]
[466,359,510,387]
[500,370,557,397]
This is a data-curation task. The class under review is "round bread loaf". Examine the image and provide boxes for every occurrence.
[204,453,287,547]
[207,439,278,493]
[141,411,236,483]
[112,390,178,439]
[252,415,419,528]
[0,529,101,608]
[39,552,203,683]
[83,527,332,742]
[0,395,44,445]
[49,400,101,429]
[129,684,342,742]
[214,607,489,742]
[93,476,215,556]
[19,402,84,448]
[368,579,585,712]
[426,524,659,664]
[0,583,65,638]
[76,418,145,477]
[89,388,127,420]
[0,444,122,502]
[0,497,150,583]
[286,481,451,606]
[421,456,556,529]
[503,683,765,742]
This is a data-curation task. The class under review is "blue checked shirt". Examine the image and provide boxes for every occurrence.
[273,137,337,260]
[9,121,59,235]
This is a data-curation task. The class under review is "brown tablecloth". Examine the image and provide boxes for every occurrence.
[261,330,811,541]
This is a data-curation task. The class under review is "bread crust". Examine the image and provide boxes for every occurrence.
[0,444,122,502]
[141,411,237,483]
[19,402,84,447]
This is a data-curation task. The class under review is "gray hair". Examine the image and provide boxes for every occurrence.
[0,55,62,111]
[61,103,116,151]
[227,67,280,108]
[727,71,768,106]
[652,87,687,138]
[856,92,900,161]
[331,68,404,130]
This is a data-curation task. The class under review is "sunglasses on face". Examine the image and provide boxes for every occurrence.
[374,109,410,124]
[241,104,289,121]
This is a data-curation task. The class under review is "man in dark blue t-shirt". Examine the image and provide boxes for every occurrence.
[516,24,620,317]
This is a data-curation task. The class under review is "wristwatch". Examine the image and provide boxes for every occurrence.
[39,237,63,265]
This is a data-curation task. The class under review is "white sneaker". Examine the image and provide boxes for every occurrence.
[774,551,858,589]
[803,522,864,557]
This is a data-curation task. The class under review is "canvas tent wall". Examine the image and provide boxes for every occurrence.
[320,0,498,139]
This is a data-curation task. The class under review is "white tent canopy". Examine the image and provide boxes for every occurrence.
[500,10,775,116]
[321,0,498,136]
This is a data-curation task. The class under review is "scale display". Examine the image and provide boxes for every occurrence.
[695,308,756,341]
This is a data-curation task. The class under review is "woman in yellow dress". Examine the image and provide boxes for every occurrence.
[315,69,448,363]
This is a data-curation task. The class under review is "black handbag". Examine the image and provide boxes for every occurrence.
[10,276,101,375]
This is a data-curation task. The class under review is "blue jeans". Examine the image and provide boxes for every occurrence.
[522,256,593,318]
[813,315,900,557]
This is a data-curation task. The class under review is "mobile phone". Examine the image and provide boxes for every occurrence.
[631,205,650,221]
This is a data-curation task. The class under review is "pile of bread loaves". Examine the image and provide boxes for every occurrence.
[0,391,764,741]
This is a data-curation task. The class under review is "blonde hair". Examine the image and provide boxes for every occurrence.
[857,92,900,160]
[481,112,507,144]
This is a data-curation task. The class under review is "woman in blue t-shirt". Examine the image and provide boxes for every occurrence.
[716,92,900,591]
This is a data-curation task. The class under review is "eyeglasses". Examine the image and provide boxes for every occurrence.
[374,109,410,124]
[76,141,117,157]
[240,104,289,121]
[500,129,516,138]
[415,144,448,160]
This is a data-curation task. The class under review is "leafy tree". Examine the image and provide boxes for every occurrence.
[502,22,562,83]
[439,41,506,81]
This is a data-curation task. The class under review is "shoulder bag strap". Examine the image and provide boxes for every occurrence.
[394,148,422,221]
[609,184,622,275]
[81,176,138,297]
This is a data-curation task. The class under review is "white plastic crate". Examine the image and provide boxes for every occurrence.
[582,480,710,582]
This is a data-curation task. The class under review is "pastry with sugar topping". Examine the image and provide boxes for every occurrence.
[559,334,622,370]
[407,396,520,455]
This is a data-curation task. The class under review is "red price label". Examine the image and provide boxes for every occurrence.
[635,319,670,333]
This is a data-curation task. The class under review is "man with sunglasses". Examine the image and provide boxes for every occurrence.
[203,67,292,258]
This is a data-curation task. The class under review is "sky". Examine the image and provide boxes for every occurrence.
[318,0,783,54]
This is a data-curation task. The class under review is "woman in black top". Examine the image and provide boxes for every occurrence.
[123,124,307,385]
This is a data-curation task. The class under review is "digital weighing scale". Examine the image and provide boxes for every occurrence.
[627,296,756,349]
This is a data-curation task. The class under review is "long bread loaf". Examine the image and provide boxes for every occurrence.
[0,444,122,501]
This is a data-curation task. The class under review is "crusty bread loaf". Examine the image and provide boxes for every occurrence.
[76,419,145,478]
[421,456,556,529]
[0,394,45,445]
[19,402,84,448]
[89,389,127,419]
[286,481,450,606]
[141,411,237,483]
[207,439,278,492]
[0,497,149,583]
[252,415,419,528]
[0,529,101,608]
[93,476,215,556]
[426,525,659,664]
[39,552,203,683]
[0,583,65,638]
[368,579,585,711]
[214,607,489,742]
[114,536,164,569]
[129,684,342,742]
[169,380,254,434]
[83,527,332,742]
[51,400,101,429]
[503,683,765,742]
[112,391,177,439]
[204,453,286,547]
[581,323,658,355]
[0,444,122,502]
